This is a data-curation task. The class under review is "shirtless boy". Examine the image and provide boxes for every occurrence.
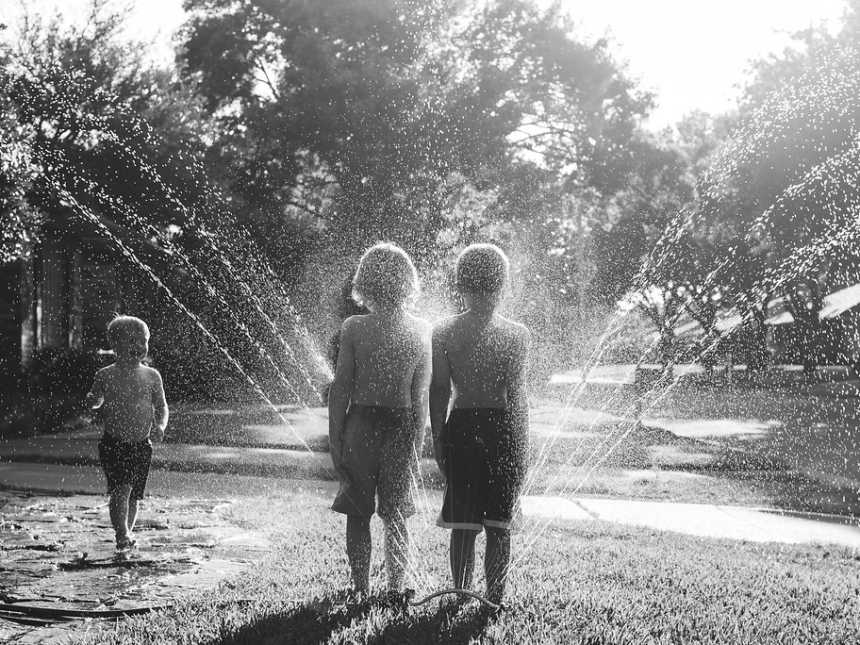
[86,316,168,551]
[328,243,431,596]
[430,243,530,606]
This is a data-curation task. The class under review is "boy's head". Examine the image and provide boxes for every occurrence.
[352,243,419,311]
[455,243,510,303]
[107,315,150,361]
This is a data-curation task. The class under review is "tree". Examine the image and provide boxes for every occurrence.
[179,0,653,270]
[3,2,327,402]
[699,3,860,373]
[0,23,39,263]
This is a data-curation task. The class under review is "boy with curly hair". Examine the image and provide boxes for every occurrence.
[430,243,530,606]
[329,243,431,596]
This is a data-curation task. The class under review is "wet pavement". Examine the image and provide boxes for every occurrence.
[0,491,271,644]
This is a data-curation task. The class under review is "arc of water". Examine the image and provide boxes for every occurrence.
[51,185,384,519]
[72,177,308,405]
[513,335,664,552]
[408,442,438,592]
[520,208,699,499]
[519,316,628,498]
[524,337,663,501]
[505,332,727,581]
[96,128,323,400]
[30,75,324,399]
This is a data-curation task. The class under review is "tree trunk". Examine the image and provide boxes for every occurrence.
[787,281,824,381]
[37,233,68,350]
[68,247,84,349]
[19,245,37,367]
[659,325,675,379]
[747,307,769,374]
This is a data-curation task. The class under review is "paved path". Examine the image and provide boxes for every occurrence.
[521,495,860,548]
[0,428,336,480]
[0,462,316,498]
[4,462,860,550]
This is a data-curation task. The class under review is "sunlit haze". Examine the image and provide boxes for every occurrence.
[1,0,847,129]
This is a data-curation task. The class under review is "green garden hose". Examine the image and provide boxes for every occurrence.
[407,588,502,611]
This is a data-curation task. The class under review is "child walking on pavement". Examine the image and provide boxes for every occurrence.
[86,315,168,552]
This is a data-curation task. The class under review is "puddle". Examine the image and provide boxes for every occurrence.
[0,492,270,644]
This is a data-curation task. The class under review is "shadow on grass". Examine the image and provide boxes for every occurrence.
[362,601,495,645]
[207,593,495,645]
[209,591,374,645]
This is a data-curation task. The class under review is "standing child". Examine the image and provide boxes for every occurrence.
[86,316,168,551]
[430,243,530,606]
[328,243,431,597]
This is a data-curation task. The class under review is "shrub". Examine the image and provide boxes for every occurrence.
[23,347,103,399]
[0,348,106,437]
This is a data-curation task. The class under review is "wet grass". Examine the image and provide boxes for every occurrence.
[75,492,860,645]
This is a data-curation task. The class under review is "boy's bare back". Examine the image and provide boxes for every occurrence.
[90,364,167,442]
[340,312,430,407]
[433,312,529,410]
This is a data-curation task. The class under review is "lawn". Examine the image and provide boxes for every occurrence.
[61,383,860,643]
[77,488,860,645]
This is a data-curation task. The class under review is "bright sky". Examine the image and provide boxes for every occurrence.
[564,0,847,128]
[1,0,848,130]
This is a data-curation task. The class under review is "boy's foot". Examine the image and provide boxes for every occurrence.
[478,601,506,620]
[377,589,414,611]
[344,588,369,606]
[116,537,137,551]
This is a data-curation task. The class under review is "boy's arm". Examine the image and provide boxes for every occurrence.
[428,325,452,472]
[507,327,531,433]
[85,370,105,409]
[410,328,432,454]
[328,319,355,475]
[151,370,169,440]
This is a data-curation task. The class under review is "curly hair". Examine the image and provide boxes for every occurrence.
[455,243,509,294]
[352,243,420,309]
[107,315,150,348]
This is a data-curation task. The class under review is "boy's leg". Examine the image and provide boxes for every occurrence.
[378,411,418,592]
[108,484,132,545]
[346,515,371,592]
[127,498,139,534]
[127,442,152,537]
[450,528,478,589]
[484,526,510,604]
[382,515,409,591]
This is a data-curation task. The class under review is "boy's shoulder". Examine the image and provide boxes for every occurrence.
[141,364,163,381]
[405,312,431,335]
[431,313,465,339]
[494,314,530,343]
[341,313,371,333]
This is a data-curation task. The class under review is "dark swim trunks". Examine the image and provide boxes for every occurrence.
[98,433,153,500]
[438,408,528,531]
[331,404,419,520]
